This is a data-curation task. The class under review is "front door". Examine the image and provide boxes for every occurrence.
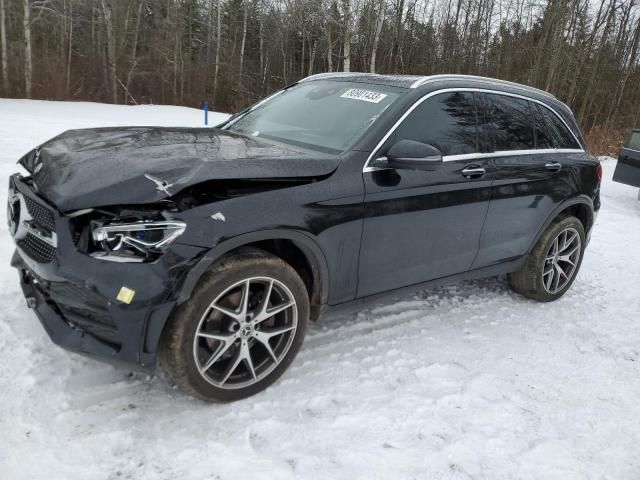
[357,91,494,298]
[613,129,640,189]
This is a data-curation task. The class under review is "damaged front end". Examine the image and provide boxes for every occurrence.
[9,125,340,369]
[8,174,207,368]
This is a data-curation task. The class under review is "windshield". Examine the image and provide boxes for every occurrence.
[227,80,403,154]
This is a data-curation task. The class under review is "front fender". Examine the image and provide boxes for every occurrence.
[174,229,330,307]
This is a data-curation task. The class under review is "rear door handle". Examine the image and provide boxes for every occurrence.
[545,161,562,172]
[461,166,486,178]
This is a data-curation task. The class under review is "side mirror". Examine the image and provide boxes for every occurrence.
[385,140,443,169]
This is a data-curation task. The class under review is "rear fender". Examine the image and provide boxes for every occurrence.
[527,195,594,254]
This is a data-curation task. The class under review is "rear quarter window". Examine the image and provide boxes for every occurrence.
[534,103,580,150]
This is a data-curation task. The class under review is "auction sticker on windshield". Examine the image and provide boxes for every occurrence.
[340,89,388,103]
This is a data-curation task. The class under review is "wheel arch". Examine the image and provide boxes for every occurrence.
[526,195,594,255]
[175,229,330,321]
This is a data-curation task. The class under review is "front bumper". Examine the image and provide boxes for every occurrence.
[9,175,206,368]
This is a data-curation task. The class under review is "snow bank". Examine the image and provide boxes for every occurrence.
[1,100,639,480]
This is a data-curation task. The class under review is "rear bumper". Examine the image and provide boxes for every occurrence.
[9,175,207,369]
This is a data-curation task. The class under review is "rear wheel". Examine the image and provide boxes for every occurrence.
[509,216,585,302]
[159,248,309,402]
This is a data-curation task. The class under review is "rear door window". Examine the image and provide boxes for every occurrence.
[395,91,478,156]
[626,131,640,150]
[534,103,580,149]
[483,93,535,151]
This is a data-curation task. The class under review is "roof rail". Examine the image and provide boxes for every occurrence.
[299,72,363,82]
[410,74,556,100]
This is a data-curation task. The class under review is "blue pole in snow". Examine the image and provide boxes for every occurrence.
[204,101,209,126]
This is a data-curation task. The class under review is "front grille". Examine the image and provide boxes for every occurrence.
[18,233,56,263]
[10,178,58,263]
[24,194,55,233]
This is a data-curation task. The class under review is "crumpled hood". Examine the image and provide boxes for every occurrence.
[19,127,339,211]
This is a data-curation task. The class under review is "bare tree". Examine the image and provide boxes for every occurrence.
[99,0,117,103]
[213,0,222,105]
[370,0,385,73]
[124,0,144,103]
[326,1,335,72]
[342,0,351,71]
[65,0,74,93]
[23,0,32,98]
[239,0,248,86]
[0,0,8,94]
[392,0,404,71]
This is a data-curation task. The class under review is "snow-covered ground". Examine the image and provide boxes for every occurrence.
[1,99,640,480]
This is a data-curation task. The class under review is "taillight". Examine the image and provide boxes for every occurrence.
[597,162,602,181]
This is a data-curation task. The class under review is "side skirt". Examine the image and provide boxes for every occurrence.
[320,257,525,318]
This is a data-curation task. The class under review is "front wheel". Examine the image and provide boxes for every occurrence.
[509,216,585,302]
[159,248,309,402]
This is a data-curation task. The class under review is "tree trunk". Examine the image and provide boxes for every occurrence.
[0,0,8,94]
[342,0,351,72]
[309,38,317,75]
[23,0,32,98]
[326,14,333,72]
[239,0,248,86]
[301,31,305,77]
[66,1,74,93]
[392,0,405,72]
[213,0,221,106]
[281,33,287,82]
[259,11,264,81]
[370,0,384,73]
[125,0,143,103]
[173,3,179,103]
[100,0,117,104]
[206,0,213,66]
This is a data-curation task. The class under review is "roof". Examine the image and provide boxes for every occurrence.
[300,72,557,101]
[299,72,427,89]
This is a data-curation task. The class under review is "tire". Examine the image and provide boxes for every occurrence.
[508,216,585,302]
[159,247,309,402]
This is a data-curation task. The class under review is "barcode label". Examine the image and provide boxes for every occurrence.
[340,89,388,104]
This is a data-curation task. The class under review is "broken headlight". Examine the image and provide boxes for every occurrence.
[91,220,186,262]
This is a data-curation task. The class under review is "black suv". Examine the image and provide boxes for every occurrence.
[9,73,601,401]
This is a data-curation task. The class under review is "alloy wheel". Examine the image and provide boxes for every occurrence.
[542,227,582,294]
[192,277,298,389]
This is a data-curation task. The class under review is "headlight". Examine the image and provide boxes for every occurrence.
[91,220,186,262]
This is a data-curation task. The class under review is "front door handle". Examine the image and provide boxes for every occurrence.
[545,161,562,172]
[461,166,486,178]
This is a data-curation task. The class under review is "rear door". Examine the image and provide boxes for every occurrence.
[613,130,640,188]
[472,93,584,268]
